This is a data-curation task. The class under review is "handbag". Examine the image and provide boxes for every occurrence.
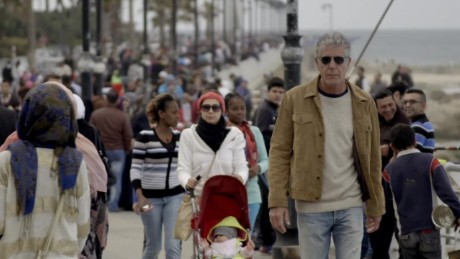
[173,155,217,240]
[173,194,197,240]
[36,193,65,259]
[92,126,117,187]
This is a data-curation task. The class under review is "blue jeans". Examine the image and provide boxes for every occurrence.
[297,207,363,259]
[248,203,261,235]
[140,193,183,259]
[106,149,126,211]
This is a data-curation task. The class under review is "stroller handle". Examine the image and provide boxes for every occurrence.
[188,175,201,199]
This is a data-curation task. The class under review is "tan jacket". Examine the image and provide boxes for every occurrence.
[268,76,385,217]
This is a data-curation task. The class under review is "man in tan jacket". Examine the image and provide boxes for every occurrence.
[268,32,385,259]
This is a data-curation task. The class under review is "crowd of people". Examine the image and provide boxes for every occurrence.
[0,31,458,259]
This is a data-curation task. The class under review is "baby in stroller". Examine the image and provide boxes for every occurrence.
[199,216,255,259]
[190,175,253,258]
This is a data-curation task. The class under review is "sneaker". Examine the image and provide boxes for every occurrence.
[259,246,272,254]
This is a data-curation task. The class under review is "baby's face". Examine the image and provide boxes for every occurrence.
[213,235,229,243]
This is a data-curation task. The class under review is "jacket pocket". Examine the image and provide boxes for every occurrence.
[292,114,313,124]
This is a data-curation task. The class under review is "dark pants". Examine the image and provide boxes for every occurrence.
[370,198,396,259]
[399,230,441,259]
[258,175,275,246]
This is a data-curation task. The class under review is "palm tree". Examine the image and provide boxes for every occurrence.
[148,0,193,48]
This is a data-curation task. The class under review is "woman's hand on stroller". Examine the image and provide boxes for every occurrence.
[186,177,199,190]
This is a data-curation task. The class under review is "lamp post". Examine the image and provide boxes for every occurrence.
[77,52,94,119]
[81,0,93,108]
[275,1,303,256]
[93,0,103,96]
[280,0,303,90]
[143,0,150,82]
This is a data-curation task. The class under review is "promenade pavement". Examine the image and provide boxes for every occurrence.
[102,211,273,259]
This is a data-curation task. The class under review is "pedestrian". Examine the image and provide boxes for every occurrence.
[130,94,185,259]
[384,124,460,259]
[402,88,435,153]
[268,32,385,259]
[225,93,269,233]
[251,76,285,254]
[371,89,409,259]
[90,89,133,212]
[0,82,90,258]
[74,94,110,259]
[177,91,248,196]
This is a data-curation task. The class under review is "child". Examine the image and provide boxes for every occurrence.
[384,124,460,259]
[199,216,255,259]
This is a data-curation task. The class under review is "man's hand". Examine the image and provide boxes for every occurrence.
[269,207,290,234]
[367,216,382,233]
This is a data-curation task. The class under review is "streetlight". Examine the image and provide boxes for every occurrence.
[77,52,94,119]
[276,1,304,256]
[94,0,103,96]
[280,0,304,90]
[81,0,93,111]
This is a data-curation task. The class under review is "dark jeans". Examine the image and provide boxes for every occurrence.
[399,230,441,259]
[370,198,396,259]
[258,175,275,246]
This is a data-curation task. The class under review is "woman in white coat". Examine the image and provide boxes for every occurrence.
[177,91,248,195]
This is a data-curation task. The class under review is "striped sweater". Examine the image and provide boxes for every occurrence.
[411,113,435,153]
[130,129,184,198]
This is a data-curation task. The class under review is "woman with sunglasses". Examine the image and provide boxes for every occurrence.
[225,93,268,232]
[130,93,184,259]
[177,91,248,196]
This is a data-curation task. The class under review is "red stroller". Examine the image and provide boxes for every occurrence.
[190,175,251,259]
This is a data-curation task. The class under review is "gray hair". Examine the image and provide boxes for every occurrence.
[315,32,351,58]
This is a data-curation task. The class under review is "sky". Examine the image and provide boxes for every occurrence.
[34,0,460,31]
[298,0,460,30]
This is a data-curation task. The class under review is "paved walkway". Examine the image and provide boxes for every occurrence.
[102,211,273,259]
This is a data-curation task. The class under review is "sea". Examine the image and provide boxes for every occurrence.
[300,29,460,67]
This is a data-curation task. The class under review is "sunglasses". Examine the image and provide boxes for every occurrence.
[319,56,348,65]
[201,104,222,112]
